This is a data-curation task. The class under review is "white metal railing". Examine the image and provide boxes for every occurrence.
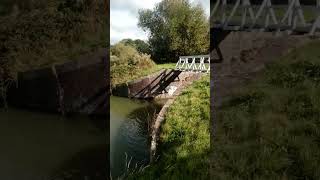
[175,55,210,73]
[211,0,320,36]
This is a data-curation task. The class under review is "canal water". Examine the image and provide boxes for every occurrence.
[0,96,161,179]
[110,96,162,178]
[0,108,107,180]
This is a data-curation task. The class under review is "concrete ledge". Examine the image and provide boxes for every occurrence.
[7,49,109,116]
[150,73,202,162]
[112,69,202,99]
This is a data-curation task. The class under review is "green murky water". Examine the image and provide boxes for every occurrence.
[0,108,107,180]
[110,96,161,178]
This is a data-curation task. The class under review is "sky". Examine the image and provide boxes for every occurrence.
[110,0,210,44]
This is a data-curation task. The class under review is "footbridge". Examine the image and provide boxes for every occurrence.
[175,55,210,73]
[210,0,320,63]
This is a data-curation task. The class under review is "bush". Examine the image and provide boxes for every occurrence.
[0,0,107,79]
[110,43,155,86]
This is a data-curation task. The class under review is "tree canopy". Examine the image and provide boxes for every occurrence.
[119,39,151,55]
[110,42,155,86]
[138,0,209,63]
[0,0,107,79]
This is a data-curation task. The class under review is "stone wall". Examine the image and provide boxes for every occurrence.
[7,48,109,116]
[112,69,202,99]
[150,72,202,161]
[8,67,60,112]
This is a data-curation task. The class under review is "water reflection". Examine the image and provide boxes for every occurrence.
[110,96,161,178]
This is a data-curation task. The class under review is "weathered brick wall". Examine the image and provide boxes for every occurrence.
[7,49,109,116]
[112,69,202,99]
[8,67,59,112]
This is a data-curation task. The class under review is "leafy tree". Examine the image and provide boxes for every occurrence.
[119,39,137,48]
[138,0,209,63]
[133,39,151,55]
[0,0,107,79]
[110,43,155,86]
[120,39,151,55]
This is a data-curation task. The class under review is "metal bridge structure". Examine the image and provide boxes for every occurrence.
[175,55,210,73]
[210,0,320,63]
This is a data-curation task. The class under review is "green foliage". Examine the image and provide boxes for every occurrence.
[129,75,210,179]
[110,43,156,86]
[138,0,209,63]
[265,60,320,88]
[0,0,63,15]
[212,40,320,179]
[0,0,107,79]
[120,39,151,55]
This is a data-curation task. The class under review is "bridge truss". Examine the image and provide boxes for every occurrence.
[210,0,320,63]
[211,0,320,35]
[175,55,210,73]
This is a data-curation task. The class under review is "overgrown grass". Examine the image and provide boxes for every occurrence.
[111,62,176,86]
[0,1,107,79]
[128,75,210,179]
[138,63,176,78]
[211,40,320,179]
[127,39,320,180]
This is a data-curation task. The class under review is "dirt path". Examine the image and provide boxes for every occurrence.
[211,32,312,107]
[210,31,313,141]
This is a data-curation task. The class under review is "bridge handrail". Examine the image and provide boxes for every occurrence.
[179,55,210,59]
[211,0,320,35]
[175,54,210,73]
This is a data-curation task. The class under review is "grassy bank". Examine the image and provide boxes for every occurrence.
[127,40,320,179]
[129,75,210,179]
[111,62,176,86]
[212,40,320,179]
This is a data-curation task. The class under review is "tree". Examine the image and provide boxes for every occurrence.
[138,0,209,63]
[120,39,151,55]
[133,39,152,55]
[110,42,155,85]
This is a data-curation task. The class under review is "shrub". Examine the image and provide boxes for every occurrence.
[110,43,155,86]
[0,0,107,79]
